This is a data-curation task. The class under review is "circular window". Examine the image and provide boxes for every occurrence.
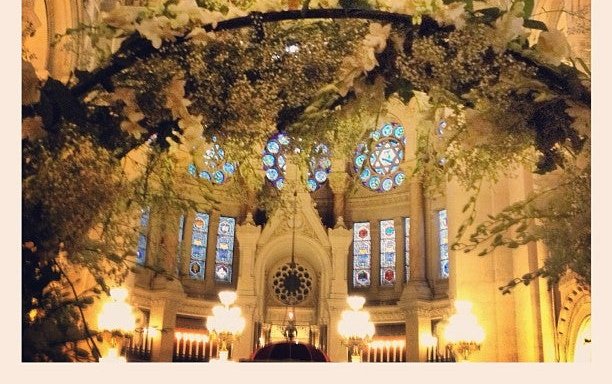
[188,136,236,184]
[263,132,290,190]
[306,143,331,192]
[271,262,313,305]
[353,122,406,192]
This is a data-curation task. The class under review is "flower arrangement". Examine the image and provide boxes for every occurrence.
[22,0,590,361]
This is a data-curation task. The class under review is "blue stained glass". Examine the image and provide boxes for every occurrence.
[223,163,236,174]
[199,171,211,180]
[394,126,404,138]
[187,163,197,176]
[404,217,410,282]
[176,214,185,275]
[368,177,380,190]
[189,260,205,280]
[136,208,150,265]
[395,172,405,185]
[380,219,396,286]
[315,170,327,183]
[213,171,225,184]
[438,209,449,279]
[353,222,371,288]
[354,270,370,287]
[266,168,279,181]
[267,140,280,154]
[437,120,447,136]
[190,212,209,280]
[216,236,234,251]
[215,264,232,282]
[275,179,285,189]
[307,179,317,191]
[278,155,286,169]
[382,178,393,191]
[278,134,290,145]
[354,253,371,268]
[215,216,236,283]
[353,122,407,193]
[263,154,275,167]
[381,252,395,267]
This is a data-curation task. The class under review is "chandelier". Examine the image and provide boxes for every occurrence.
[337,296,375,362]
[207,290,246,361]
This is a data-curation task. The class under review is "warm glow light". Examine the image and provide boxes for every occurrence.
[444,301,485,344]
[422,333,438,348]
[218,290,237,306]
[338,296,375,362]
[444,300,485,361]
[99,347,127,363]
[97,287,136,333]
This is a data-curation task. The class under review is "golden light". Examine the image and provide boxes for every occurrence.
[207,290,245,361]
[338,295,375,362]
[443,300,485,361]
[97,287,137,333]
[98,346,127,363]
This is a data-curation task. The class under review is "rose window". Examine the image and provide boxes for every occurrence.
[188,136,236,184]
[353,122,406,192]
[272,262,312,305]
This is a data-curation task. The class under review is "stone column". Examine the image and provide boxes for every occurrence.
[327,225,351,299]
[400,179,431,300]
[232,219,262,360]
[328,168,349,228]
[326,298,349,362]
[148,283,185,362]
[400,304,432,362]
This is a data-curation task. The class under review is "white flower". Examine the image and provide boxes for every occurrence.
[364,23,391,54]
[102,6,139,33]
[492,12,525,51]
[433,2,466,30]
[136,16,182,49]
[535,29,572,67]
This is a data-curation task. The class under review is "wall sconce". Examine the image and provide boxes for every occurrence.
[338,296,375,362]
[443,300,485,362]
[207,291,245,361]
[97,287,137,363]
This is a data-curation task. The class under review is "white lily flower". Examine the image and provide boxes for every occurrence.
[136,16,182,49]
[535,29,572,67]
[492,11,524,50]
[433,1,467,30]
[364,23,391,54]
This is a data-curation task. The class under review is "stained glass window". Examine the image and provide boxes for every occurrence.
[353,122,406,192]
[188,136,236,185]
[306,143,332,192]
[353,222,371,288]
[263,132,290,190]
[136,207,150,265]
[404,217,410,282]
[380,220,396,286]
[176,214,185,275]
[214,216,236,283]
[189,212,209,280]
[438,209,449,279]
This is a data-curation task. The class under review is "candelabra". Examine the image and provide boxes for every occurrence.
[97,287,136,363]
[207,291,245,361]
[443,300,485,362]
[338,296,375,362]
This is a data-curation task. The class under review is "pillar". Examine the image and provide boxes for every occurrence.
[148,286,184,362]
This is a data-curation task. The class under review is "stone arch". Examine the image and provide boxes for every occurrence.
[556,284,591,362]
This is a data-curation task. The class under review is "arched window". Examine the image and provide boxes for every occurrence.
[136,207,150,265]
[214,216,236,283]
[379,219,396,286]
[189,212,210,280]
[438,209,449,279]
[353,222,371,288]
[404,217,410,282]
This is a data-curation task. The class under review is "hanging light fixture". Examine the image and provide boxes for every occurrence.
[97,287,137,363]
[337,296,375,362]
[443,300,485,362]
[207,290,245,361]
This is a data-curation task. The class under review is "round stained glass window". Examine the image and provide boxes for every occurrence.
[262,132,290,190]
[271,262,313,305]
[188,136,236,185]
[263,133,331,191]
[306,143,331,192]
[353,122,406,192]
